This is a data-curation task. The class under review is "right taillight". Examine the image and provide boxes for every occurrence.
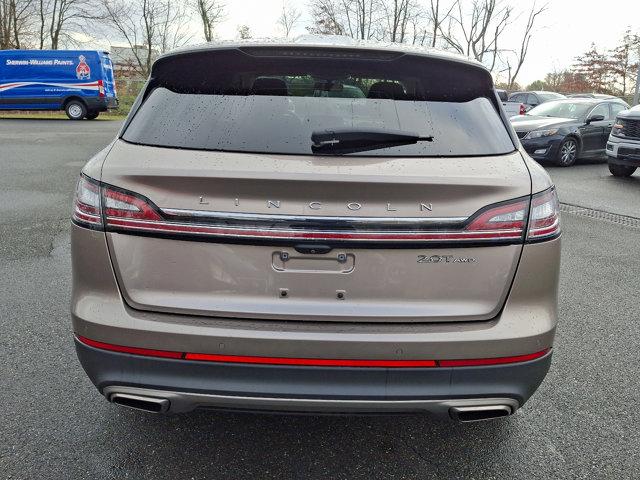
[519,103,526,115]
[526,187,560,241]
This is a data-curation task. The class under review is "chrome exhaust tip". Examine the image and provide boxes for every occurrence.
[109,393,170,413]
[449,405,513,422]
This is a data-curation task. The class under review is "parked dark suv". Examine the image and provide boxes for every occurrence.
[71,37,561,422]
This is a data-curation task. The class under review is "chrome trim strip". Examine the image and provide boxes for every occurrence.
[161,208,468,226]
[105,217,524,241]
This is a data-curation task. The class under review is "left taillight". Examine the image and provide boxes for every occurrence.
[72,175,102,228]
[72,175,163,230]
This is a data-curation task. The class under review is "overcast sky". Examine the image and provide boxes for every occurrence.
[196,0,640,86]
[88,0,640,86]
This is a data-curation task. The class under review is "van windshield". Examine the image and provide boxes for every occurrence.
[122,48,515,157]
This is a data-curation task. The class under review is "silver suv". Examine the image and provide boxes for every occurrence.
[71,37,561,422]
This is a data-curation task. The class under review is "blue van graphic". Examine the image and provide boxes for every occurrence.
[0,50,118,119]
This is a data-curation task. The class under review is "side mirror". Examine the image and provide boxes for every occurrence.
[586,114,605,124]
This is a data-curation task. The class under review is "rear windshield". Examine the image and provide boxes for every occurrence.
[123,48,515,157]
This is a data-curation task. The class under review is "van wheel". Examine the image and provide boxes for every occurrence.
[555,138,578,167]
[65,100,87,120]
[85,111,100,120]
[608,163,637,177]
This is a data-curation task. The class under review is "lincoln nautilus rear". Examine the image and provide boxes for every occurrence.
[71,37,560,422]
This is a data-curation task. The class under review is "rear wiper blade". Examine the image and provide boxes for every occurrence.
[311,129,433,155]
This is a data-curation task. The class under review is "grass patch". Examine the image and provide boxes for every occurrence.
[0,112,126,120]
[0,93,137,120]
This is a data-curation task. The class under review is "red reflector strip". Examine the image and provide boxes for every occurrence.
[184,353,437,367]
[76,335,550,368]
[438,349,550,367]
[72,209,102,225]
[76,335,183,359]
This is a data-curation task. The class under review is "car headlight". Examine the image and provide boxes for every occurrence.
[524,128,559,140]
[611,122,624,136]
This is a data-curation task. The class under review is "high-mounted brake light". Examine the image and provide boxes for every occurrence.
[526,187,560,241]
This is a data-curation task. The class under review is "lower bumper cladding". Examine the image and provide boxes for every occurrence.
[75,336,553,419]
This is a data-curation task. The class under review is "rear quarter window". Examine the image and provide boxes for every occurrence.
[123,48,515,157]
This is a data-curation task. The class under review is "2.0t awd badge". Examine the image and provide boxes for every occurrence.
[417,254,477,264]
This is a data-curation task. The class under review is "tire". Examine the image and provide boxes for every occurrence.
[65,100,87,120]
[555,138,579,167]
[608,163,637,177]
[85,111,100,120]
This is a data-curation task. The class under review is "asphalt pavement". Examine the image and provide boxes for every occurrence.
[1,119,639,479]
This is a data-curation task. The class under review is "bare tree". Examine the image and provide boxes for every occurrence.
[99,0,192,76]
[347,0,379,40]
[506,2,547,88]
[426,0,456,48]
[381,0,419,43]
[609,29,640,96]
[0,0,34,49]
[157,0,191,53]
[408,8,428,46]
[438,0,511,69]
[237,23,250,39]
[192,0,224,42]
[307,0,379,40]
[277,0,301,38]
[38,0,94,49]
[307,0,344,35]
[37,0,45,47]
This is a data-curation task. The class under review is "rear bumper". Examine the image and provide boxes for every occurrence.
[75,338,552,417]
[85,96,118,111]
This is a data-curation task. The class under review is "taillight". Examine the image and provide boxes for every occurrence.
[72,176,102,228]
[102,187,162,221]
[465,198,528,240]
[526,187,560,241]
[98,79,105,98]
[72,175,161,230]
[519,103,526,115]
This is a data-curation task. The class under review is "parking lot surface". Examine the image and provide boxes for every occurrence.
[1,119,639,479]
